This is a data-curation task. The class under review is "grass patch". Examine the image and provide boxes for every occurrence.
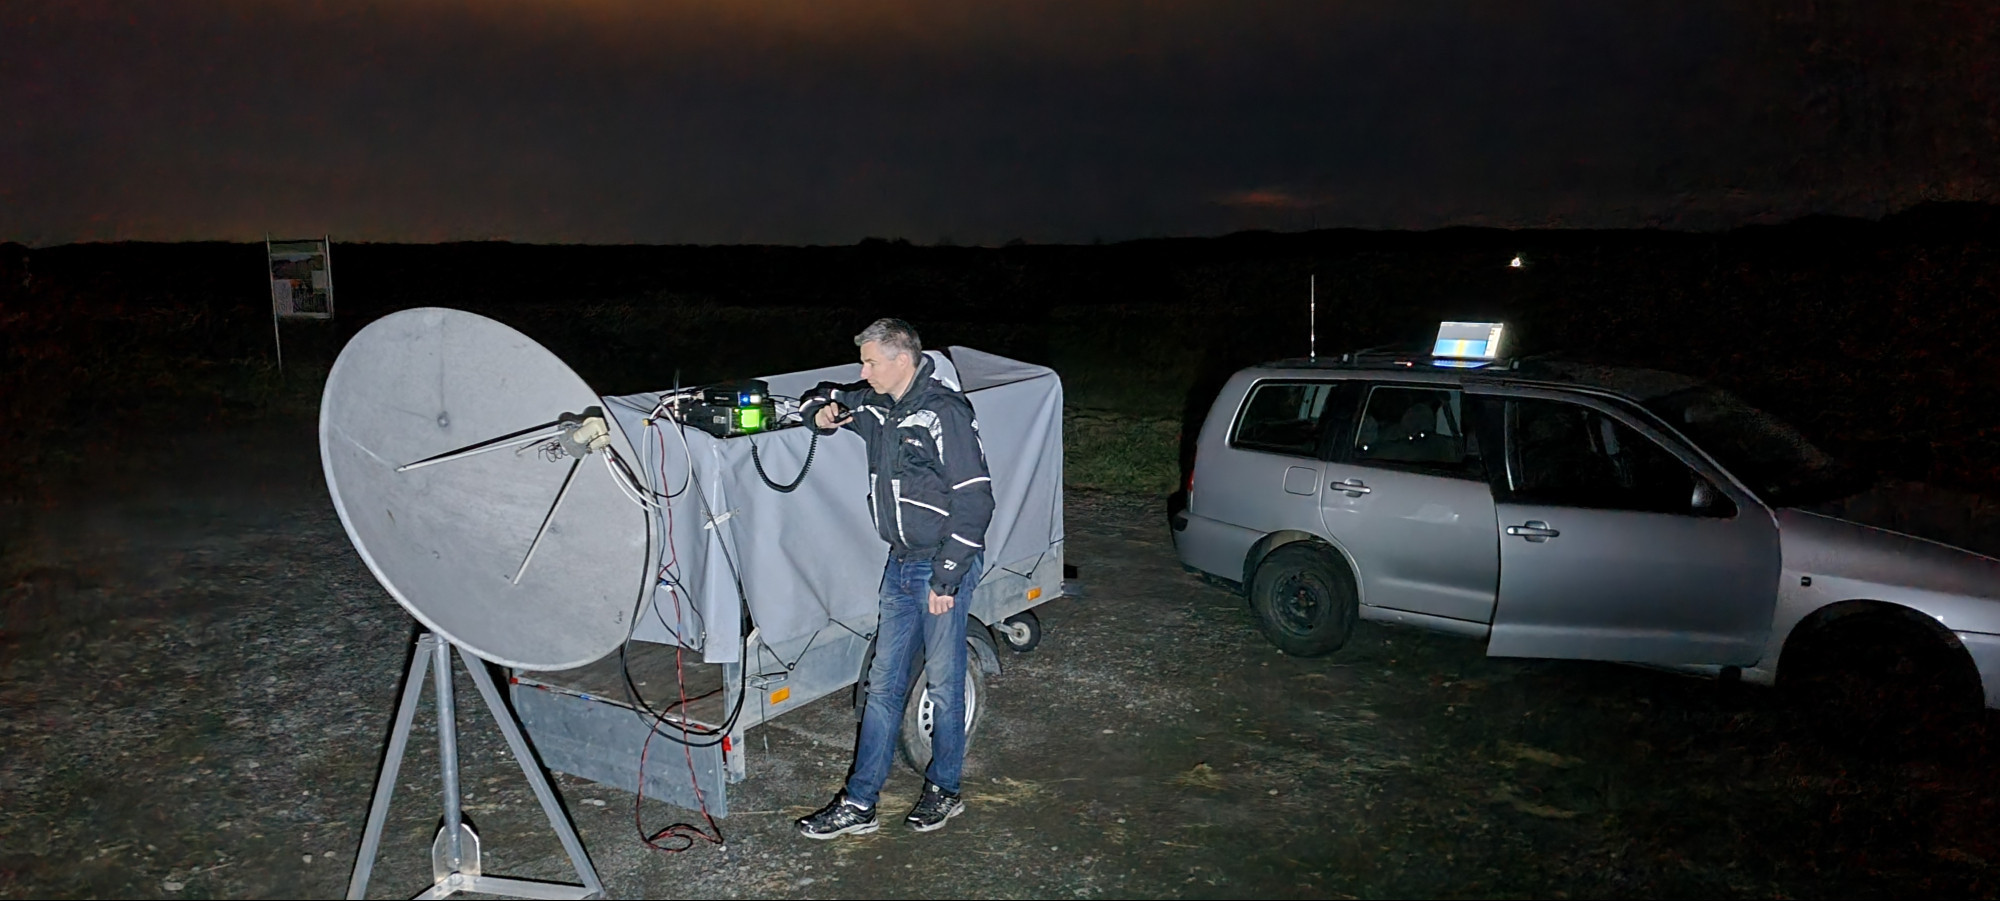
[1064,408,1182,497]
[973,776,1058,806]
[1172,762,1226,790]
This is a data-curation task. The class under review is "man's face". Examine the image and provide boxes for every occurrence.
[859,340,916,398]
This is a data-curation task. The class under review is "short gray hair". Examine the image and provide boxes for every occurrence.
[854,318,922,361]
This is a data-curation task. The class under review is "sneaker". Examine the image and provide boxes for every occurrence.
[904,781,965,832]
[796,793,878,840]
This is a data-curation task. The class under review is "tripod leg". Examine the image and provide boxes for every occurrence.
[432,636,472,881]
[347,633,435,901]
[462,648,606,898]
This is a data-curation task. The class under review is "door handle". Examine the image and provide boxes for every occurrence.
[1505,520,1560,542]
[1335,477,1371,497]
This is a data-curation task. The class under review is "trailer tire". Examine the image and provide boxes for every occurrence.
[898,651,986,775]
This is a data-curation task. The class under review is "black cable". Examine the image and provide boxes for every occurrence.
[626,425,686,500]
[618,591,747,748]
[607,405,741,854]
[618,569,748,748]
[629,587,727,855]
[618,636,746,749]
[649,575,705,648]
[616,411,757,748]
[749,432,817,492]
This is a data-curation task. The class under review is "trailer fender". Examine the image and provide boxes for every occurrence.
[967,624,1002,676]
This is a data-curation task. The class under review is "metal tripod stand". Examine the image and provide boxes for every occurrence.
[347,632,605,900]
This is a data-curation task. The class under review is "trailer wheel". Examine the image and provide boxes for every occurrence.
[898,652,986,774]
[996,611,1042,652]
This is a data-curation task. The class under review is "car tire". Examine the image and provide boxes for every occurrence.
[1249,543,1358,657]
[897,650,986,774]
[1782,613,1984,756]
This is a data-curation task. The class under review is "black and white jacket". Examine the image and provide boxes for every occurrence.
[801,353,995,597]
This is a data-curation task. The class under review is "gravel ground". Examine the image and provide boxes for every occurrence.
[8,414,2000,899]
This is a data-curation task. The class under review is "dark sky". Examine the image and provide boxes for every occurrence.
[5,1,1996,246]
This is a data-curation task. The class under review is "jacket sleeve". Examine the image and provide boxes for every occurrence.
[930,398,996,598]
[800,384,873,440]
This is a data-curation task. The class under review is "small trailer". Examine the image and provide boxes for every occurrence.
[508,347,1072,816]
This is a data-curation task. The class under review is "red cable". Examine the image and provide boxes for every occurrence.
[634,419,725,853]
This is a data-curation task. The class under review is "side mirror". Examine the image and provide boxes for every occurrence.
[1689,477,1735,517]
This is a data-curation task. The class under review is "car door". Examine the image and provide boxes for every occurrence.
[1195,379,1354,562]
[1318,382,1500,624]
[1480,387,1780,665]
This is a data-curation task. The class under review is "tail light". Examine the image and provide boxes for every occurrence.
[1183,446,1196,507]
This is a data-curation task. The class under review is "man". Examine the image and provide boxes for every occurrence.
[794,318,996,838]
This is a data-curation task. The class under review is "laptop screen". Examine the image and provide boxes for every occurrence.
[1433,321,1505,361]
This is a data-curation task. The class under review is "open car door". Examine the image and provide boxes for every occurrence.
[1477,386,1780,666]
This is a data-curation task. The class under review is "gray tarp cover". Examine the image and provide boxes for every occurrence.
[602,347,1064,664]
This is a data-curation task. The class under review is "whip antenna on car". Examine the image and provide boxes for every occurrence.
[1309,274,1316,361]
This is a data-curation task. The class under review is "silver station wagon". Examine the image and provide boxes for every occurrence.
[1169,334,2000,732]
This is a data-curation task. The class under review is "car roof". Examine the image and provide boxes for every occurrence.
[1249,353,1710,403]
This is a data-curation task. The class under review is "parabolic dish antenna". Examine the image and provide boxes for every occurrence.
[320,307,652,671]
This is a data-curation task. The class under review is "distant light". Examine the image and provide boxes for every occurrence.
[1508,255,1525,269]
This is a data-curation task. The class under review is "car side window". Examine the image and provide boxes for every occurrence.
[1351,384,1480,475]
[1507,398,1735,517]
[1231,381,1338,457]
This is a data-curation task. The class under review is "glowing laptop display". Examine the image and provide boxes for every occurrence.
[1432,321,1506,367]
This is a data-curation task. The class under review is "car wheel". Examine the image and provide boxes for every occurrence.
[898,650,986,774]
[1783,613,1984,755]
[1249,543,1358,657]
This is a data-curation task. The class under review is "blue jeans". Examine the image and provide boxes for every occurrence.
[844,553,982,809]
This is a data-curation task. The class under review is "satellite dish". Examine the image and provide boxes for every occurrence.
[319,307,652,671]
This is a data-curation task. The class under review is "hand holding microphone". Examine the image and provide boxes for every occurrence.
[814,400,852,429]
[805,380,858,430]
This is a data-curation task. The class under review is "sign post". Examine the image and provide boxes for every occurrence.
[266,235,335,372]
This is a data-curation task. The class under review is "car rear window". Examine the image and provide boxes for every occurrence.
[1232,381,1339,456]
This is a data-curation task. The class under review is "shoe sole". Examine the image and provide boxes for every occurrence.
[907,803,964,833]
[799,820,879,840]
